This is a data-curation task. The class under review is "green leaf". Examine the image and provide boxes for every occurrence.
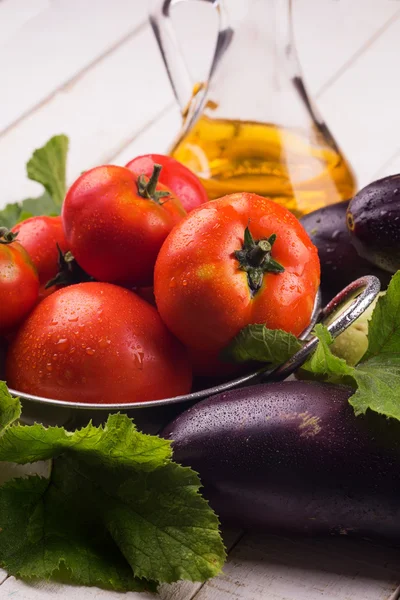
[222,324,302,365]
[0,475,150,592]
[346,272,400,419]
[302,324,356,382]
[26,135,69,207]
[0,382,20,432]
[0,191,60,229]
[350,355,400,419]
[0,202,24,228]
[0,134,69,228]
[0,414,171,470]
[59,456,225,584]
[363,271,400,360]
[301,275,400,421]
[0,403,225,591]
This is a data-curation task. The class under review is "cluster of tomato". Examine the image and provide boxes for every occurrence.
[0,154,320,404]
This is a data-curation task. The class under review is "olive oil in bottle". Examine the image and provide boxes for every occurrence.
[171,116,356,217]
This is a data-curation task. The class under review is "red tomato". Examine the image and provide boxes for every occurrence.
[154,193,320,376]
[0,230,39,335]
[134,286,156,307]
[126,154,208,213]
[6,282,192,404]
[62,164,186,287]
[12,216,68,285]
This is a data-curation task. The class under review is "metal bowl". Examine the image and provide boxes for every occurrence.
[9,276,381,429]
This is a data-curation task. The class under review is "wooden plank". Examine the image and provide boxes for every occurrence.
[0,569,8,586]
[0,24,175,208]
[0,578,156,599]
[318,12,400,189]
[0,0,50,45]
[2,0,400,206]
[294,0,400,96]
[374,150,400,181]
[191,534,400,600]
[111,104,180,165]
[1,0,148,133]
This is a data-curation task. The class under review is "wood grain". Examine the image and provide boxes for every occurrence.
[0,0,50,46]
[0,24,174,206]
[1,0,148,133]
[2,0,400,205]
[318,11,400,189]
[190,534,400,600]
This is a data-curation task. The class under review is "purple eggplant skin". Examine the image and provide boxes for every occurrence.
[300,201,390,304]
[162,381,400,541]
[347,174,400,273]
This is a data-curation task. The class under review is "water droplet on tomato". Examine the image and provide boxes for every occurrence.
[68,316,79,322]
[169,277,176,288]
[46,363,53,372]
[86,348,95,356]
[56,338,69,352]
[182,279,188,286]
[98,337,111,348]
[132,347,144,369]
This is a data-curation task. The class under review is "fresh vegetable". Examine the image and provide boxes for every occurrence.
[347,174,400,273]
[62,164,186,287]
[11,215,68,285]
[302,319,400,420]
[134,285,156,307]
[126,153,208,212]
[0,228,39,335]
[222,324,303,366]
[301,200,390,303]
[225,271,400,422]
[162,380,400,540]
[6,282,192,404]
[155,192,320,376]
[328,292,384,366]
[0,135,69,228]
[0,383,225,591]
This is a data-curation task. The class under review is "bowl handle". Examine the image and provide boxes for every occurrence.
[262,275,381,382]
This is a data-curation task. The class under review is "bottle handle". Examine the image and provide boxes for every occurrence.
[149,0,232,118]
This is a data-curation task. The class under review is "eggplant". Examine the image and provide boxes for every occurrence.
[162,381,400,541]
[301,201,390,303]
[347,174,400,273]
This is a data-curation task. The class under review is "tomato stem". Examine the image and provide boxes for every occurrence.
[235,227,284,295]
[0,227,18,245]
[137,164,170,205]
[46,245,94,289]
[247,239,272,267]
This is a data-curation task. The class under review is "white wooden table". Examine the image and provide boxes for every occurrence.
[2,1,400,598]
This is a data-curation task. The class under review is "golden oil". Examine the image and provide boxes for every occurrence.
[171,117,356,217]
